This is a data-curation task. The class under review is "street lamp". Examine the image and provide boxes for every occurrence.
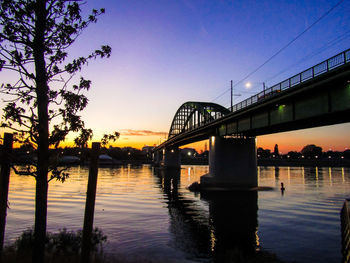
[244,81,266,91]
[230,80,241,111]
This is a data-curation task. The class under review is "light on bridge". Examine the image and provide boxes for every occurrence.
[278,104,286,112]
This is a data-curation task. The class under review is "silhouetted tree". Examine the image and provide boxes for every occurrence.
[74,129,94,149]
[344,149,350,159]
[100,132,120,147]
[257,147,271,158]
[0,1,111,262]
[301,144,323,158]
[287,151,301,159]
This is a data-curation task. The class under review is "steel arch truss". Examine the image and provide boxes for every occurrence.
[168,102,230,139]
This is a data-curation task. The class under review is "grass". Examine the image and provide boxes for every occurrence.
[2,227,107,263]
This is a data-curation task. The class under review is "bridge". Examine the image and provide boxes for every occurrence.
[153,48,350,190]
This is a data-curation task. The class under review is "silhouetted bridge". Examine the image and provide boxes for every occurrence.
[153,48,350,190]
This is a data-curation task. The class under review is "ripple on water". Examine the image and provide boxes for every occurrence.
[4,165,350,263]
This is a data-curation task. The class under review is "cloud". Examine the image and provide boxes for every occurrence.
[120,129,167,136]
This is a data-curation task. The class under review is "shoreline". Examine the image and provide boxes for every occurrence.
[257,158,350,167]
[182,158,350,167]
[10,158,350,168]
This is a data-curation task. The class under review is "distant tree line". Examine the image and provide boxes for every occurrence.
[258,144,350,160]
[2,145,212,165]
[3,143,349,166]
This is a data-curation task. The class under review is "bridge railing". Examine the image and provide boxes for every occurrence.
[229,48,350,113]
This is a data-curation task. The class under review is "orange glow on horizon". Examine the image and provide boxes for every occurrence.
[5,123,350,153]
[12,133,350,153]
[58,138,160,150]
[8,134,350,153]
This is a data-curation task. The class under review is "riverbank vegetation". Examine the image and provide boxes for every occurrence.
[3,142,350,167]
[257,144,350,167]
[2,228,106,263]
[2,226,283,263]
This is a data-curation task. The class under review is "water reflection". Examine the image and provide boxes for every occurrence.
[274,166,280,180]
[6,165,350,262]
[154,168,211,260]
[154,168,259,262]
[201,191,258,262]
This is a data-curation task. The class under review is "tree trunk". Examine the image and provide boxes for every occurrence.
[81,142,100,263]
[0,133,13,262]
[33,1,49,263]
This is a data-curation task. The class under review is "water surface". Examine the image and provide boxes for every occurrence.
[5,165,350,262]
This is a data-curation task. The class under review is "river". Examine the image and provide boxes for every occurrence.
[5,165,350,262]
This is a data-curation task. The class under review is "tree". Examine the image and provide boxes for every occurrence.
[301,144,323,158]
[257,147,271,158]
[287,151,301,159]
[100,131,120,147]
[0,1,111,262]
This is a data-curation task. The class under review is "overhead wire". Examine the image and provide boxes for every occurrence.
[211,0,345,103]
[263,29,350,84]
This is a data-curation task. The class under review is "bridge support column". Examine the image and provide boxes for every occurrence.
[153,151,163,167]
[200,136,257,190]
[161,147,181,169]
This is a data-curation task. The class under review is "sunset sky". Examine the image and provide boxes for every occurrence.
[1,0,350,153]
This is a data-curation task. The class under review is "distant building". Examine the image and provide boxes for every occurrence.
[274,144,280,156]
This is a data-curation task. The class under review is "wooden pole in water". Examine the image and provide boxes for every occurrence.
[81,142,100,263]
[0,133,13,258]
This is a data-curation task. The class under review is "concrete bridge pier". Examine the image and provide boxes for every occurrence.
[153,151,163,167]
[161,147,181,169]
[200,136,257,190]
